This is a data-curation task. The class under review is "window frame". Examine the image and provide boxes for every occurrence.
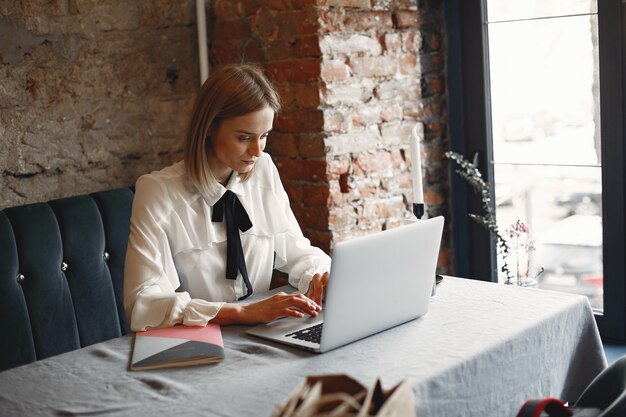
[445,0,626,340]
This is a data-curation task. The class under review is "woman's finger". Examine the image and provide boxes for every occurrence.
[268,293,320,314]
[321,271,329,302]
[290,294,321,315]
[309,274,323,305]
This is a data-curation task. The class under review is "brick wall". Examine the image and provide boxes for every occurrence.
[210,0,451,273]
[1,0,451,273]
[0,0,198,209]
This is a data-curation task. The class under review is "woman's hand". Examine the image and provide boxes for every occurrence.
[306,272,329,305]
[215,292,322,325]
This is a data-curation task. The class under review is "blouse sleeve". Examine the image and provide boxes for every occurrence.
[268,161,332,294]
[123,175,224,331]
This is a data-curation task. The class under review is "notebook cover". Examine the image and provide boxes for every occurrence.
[130,324,224,371]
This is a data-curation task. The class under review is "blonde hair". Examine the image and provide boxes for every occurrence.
[184,64,282,189]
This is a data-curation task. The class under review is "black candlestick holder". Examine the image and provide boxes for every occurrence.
[412,203,425,219]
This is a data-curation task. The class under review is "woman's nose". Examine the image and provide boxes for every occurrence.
[248,139,262,157]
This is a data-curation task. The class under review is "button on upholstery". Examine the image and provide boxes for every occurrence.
[103,252,110,262]
[61,262,68,272]
[16,273,25,284]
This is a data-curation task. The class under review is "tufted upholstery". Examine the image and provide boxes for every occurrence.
[0,188,134,371]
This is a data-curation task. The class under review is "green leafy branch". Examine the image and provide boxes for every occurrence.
[445,151,514,283]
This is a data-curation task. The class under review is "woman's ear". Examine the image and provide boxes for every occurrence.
[205,123,218,148]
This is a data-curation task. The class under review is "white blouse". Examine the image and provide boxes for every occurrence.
[123,153,331,331]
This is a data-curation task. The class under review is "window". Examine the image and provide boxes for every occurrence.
[446,0,626,340]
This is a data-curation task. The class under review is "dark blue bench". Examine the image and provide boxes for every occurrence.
[0,188,134,371]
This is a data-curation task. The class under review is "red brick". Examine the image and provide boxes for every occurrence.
[248,9,278,40]
[328,205,357,230]
[211,19,249,40]
[326,157,350,180]
[212,0,247,18]
[276,10,320,39]
[380,104,403,122]
[354,151,393,175]
[278,83,321,109]
[420,53,444,73]
[350,56,397,78]
[316,0,372,8]
[390,149,405,169]
[294,36,322,57]
[275,109,323,133]
[424,188,444,205]
[210,43,240,63]
[422,142,445,163]
[283,183,303,203]
[303,183,331,206]
[343,11,393,32]
[275,158,301,180]
[396,172,413,190]
[384,33,402,54]
[276,158,327,181]
[276,84,296,108]
[298,134,327,158]
[303,230,332,254]
[321,59,350,82]
[243,41,266,62]
[358,185,380,199]
[423,74,444,96]
[318,9,343,33]
[291,0,316,9]
[351,105,381,127]
[399,53,417,75]
[267,60,320,83]
[426,32,442,51]
[358,199,404,223]
[299,84,321,108]
[403,31,420,51]
[295,206,329,229]
[423,122,445,140]
[417,98,443,119]
[393,10,421,29]
[260,0,292,11]
[323,109,346,132]
[266,132,299,158]
[337,173,350,194]
[402,103,421,119]
[301,159,328,181]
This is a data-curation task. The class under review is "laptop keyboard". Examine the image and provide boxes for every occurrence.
[286,323,323,344]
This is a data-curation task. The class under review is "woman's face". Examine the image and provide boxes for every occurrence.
[207,106,275,181]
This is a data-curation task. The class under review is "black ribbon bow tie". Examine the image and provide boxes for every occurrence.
[211,190,254,300]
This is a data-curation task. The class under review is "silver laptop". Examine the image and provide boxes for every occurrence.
[246,216,444,353]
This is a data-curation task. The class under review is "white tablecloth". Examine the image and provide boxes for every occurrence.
[0,277,607,417]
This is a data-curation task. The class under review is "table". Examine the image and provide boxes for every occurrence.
[0,277,607,417]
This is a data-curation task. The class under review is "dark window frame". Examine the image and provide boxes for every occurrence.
[445,0,626,341]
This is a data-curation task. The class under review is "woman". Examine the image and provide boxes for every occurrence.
[124,64,331,331]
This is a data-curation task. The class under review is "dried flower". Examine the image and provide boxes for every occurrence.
[445,151,513,283]
[507,219,541,285]
[507,219,530,237]
[445,152,543,286]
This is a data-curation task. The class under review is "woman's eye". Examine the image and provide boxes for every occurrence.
[238,136,251,142]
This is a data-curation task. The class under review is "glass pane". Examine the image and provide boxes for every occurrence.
[489,15,600,166]
[486,4,603,313]
[487,0,597,23]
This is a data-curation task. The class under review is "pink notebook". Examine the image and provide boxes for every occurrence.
[130,324,224,371]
